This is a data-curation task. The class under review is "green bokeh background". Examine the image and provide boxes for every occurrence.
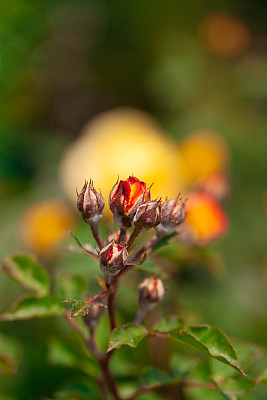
[0,0,266,399]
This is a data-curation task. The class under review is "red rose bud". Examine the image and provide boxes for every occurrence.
[138,277,165,312]
[109,176,150,227]
[133,200,161,230]
[77,180,105,224]
[156,196,186,237]
[99,239,129,278]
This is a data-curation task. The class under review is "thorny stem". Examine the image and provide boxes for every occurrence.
[130,234,159,263]
[90,222,104,249]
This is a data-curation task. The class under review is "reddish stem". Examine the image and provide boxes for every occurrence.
[90,222,104,249]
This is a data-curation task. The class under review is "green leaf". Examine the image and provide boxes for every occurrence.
[55,275,86,301]
[257,367,267,384]
[47,338,99,377]
[0,332,21,376]
[151,232,177,252]
[107,323,148,352]
[0,294,64,320]
[139,366,179,389]
[167,325,244,374]
[135,261,159,274]
[215,375,255,400]
[230,338,264,371]
[153,316,184,333]
[0,254,50,296]
[63,299,106,318]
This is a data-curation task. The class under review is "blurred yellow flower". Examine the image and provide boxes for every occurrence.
[181,191,229,245]
[59,108,184,219]
[20,199,76,256]
[178,130,230,184]
[200,12,251,58]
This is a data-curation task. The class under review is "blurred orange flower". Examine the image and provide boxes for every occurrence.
[178,130,230,184]
[20,199,76,257]
[200,12,251,58]
[181,191,229,245]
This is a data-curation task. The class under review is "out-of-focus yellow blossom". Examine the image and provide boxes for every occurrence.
[59,108,184,219]
[178,130,230,184]
[20,199,76,257]
[200,12,251,58]
[180,191,229,245]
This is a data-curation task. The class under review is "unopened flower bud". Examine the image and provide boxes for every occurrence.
[134,200,161,231]
[156,196,186,237]
[109,176,150,227]
[99,239,129,279]
[83,304,104,328]
[77,180,105,225]
[138,277,165,312]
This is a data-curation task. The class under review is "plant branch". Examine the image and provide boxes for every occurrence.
[65,229,98,259]
[127,226,141,252]
[130,234,159,263]
[107,279,118,331]
[90,222,104,249]
[118,226,127,245]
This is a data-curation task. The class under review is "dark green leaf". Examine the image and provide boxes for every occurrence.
[0,332,21,376]
[167,325,244,374]
[107,323,148,352]
[153,316,184,333]
[0,254,50,296]
[0,294,64,320]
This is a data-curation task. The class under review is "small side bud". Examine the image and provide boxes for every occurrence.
[77,180,105,225]
[83,304,105,328]
[156,196,186,237]
[134,200,161,231]
[138,277,165,312]
[99,239,129,280]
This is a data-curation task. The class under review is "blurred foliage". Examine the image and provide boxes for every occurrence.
[0,0,267,399]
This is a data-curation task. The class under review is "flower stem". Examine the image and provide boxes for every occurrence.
[133,308,146,324]
[130,234,159,263]
[127,226,141,252]
[118,226,127,244]
[107,279,118,331]
[90,222,104,249]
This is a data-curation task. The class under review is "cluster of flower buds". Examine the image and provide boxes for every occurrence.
[77,180,105,225]
[138,277,165,312]
[99,239,129,282]
[156,195,186,237]
[76,176,186,284]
